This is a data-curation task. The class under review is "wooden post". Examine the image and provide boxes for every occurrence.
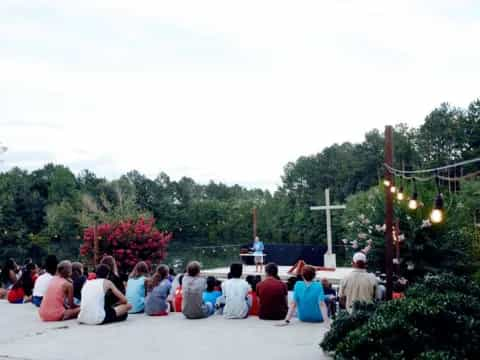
[252,207,257,239]
[395,219,401,275]
[384,126,394,300]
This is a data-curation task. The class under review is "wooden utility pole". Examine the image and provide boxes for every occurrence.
[384,126,394,300]
[252,207,257,239]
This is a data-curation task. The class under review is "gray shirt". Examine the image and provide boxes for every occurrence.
[182,275,208,319]
[145,279,171,315]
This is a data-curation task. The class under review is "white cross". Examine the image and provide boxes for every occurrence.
[310,188,346,268]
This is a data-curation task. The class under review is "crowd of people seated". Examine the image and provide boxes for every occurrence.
[2,253,392,327]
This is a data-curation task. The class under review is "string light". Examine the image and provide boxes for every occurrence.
[408,179,419,210]
[383,179,391,187]
[396,186,405,201]
[430,194,444,224]
[390,184,397,194]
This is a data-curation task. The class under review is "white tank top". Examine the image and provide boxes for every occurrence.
[78,279,106,325]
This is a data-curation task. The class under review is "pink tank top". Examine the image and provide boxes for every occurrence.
[39,276,68,321]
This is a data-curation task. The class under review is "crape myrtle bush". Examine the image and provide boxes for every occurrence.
[321,273,480,359]
[80,217,172,273]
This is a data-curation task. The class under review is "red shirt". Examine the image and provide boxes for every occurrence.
[248,291,260,316]
[256,277,288,320]
[8,287,25,303]
[174,286,183,312]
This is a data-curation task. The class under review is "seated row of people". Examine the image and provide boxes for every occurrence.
[1,255,332,327]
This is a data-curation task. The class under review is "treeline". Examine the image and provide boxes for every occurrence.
[0,99,479,263]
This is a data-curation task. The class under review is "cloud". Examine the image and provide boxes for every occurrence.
[1,0,480,192]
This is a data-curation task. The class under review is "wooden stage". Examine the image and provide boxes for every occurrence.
[202,265,355,285]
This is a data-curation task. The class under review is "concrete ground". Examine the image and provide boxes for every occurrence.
[0,301,331,360]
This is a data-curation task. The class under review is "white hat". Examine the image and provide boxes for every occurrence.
[353,252,367,263]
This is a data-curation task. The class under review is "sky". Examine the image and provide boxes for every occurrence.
[1,0,480,191]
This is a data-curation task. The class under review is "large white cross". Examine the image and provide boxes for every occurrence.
[310,188,346,268]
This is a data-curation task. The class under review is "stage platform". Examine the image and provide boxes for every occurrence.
[202,265,355,285]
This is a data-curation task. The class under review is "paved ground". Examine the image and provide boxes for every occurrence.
[0,301,331,360]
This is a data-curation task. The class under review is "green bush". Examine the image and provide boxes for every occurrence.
[321,273,480,359]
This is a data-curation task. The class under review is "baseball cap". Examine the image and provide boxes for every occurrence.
[353,252,367,263]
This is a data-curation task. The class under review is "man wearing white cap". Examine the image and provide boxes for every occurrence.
[339,252,378,313]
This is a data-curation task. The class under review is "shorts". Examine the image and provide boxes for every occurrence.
[254,256,264,264]
[32,296,43,307]
[102,306,128,325]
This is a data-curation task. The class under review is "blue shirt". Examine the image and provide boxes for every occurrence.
[293,281,325,322]
[253,241,264,256]
[202,290,222,305]
[126,276,146,313]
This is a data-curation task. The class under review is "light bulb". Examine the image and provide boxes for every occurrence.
[390,186,397,193]
[430,209,443,224]
[408,199,418,210]
[383,179,391,187]
[397,188,405,201]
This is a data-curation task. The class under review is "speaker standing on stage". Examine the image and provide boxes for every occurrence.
[252,236,265,273]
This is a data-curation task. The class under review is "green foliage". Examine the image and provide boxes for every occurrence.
[321,273,480,359]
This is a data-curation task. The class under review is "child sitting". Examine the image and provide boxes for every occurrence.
[126,261,149,313]
[203,276,222,308]
[145,265,171,316]
[173,275,184,312]
[246,275,261,316]
[7,262,37,304]
[222,263,251,319]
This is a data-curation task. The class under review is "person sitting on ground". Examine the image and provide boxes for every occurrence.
[78,264,132,325]
[321,278,337,317]
[145,264,171,316]
[0,258,19,299]
[7,262,37,304]
[182,261,213,319]
[173,274,184,312]
[32,255,58,307]
[245,275,261,316]
[39,260,80,321]
[203,276,222,309]
[100,256,126,307]
[256,263,288,320]
[339,252,377,313]
[126,261,149,313]
[167,268,185,310]
[222,263,251,319]
[72,262,86,304]
[280,265,330,326]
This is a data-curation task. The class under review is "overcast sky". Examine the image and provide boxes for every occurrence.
[1,0,479,191]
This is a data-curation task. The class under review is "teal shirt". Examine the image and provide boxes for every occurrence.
[293,281,325,322]
[126,276,146,313]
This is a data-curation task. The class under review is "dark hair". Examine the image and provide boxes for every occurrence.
[187,261,201,277]
[72,262,83,277]
[169,267,176,276]
[13,263,36,295]
[206,276,217,292]
[45,255,59,275]
[265,262,278,277]
[100,256,119,276]
[302,265,316,282]
[1,258,16,285]
[178,274,184,286]
[245,275,261,292]
[286,276,298,291]
[229,263,243,278]
[96,264,111,279]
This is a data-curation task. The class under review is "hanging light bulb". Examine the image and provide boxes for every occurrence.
[408,192,419,210]
[390,185,397,193]
[430,193,444,224]
[408,179,418,210]
[396,186,405,201]
[383,179,391,187]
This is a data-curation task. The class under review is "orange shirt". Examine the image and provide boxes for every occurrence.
[39,277,68,321]
[249,290,260,316]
